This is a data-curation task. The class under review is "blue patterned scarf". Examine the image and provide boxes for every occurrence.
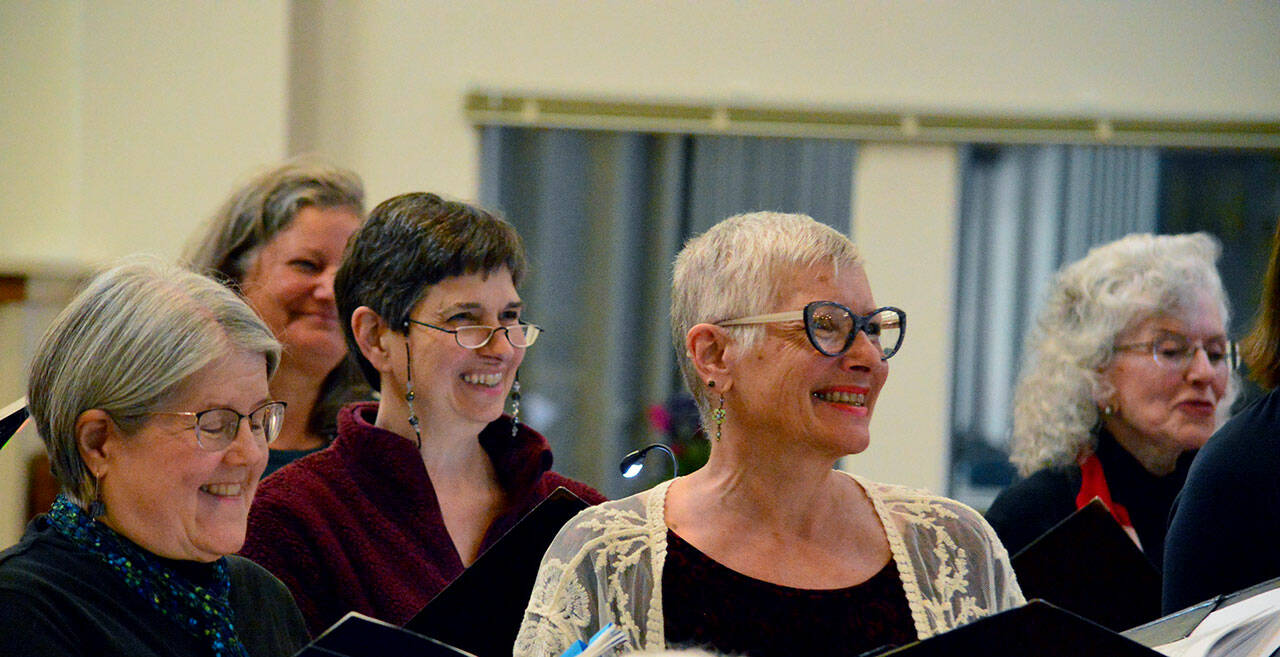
[46,495,250,657]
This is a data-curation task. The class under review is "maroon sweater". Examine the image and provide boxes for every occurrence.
[240,402,606,637]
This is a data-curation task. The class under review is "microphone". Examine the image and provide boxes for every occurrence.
[619,443,679,479]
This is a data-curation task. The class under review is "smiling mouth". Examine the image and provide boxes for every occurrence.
[200,483,245,497]
[812,390,867,407]
[462,372,503,387]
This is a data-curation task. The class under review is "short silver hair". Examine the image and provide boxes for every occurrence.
[671,212,861,426]
[27,259,282,504]
[1009,232,1233,477]
[183,156,364,286]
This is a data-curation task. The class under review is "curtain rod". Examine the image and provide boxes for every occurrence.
[465,92,1280,149]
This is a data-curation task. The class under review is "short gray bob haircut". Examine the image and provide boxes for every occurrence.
[184,156,364,286]
[1008,232,1233,477]
[671,211,861,427]
[27,259,281,505]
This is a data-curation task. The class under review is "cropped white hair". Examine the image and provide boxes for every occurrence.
[671,212,860,427]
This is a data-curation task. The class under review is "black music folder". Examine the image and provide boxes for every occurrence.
[872,599,1163,656]
[0,397,29,451]
[1010,497,1161,631]
[296,612,475,657]
[404,487,589,657]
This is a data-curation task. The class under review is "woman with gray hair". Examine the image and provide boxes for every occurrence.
[0,260,307,657]
[186,158,370,475]
[985,233,1233,578]
[516,212,1022,657]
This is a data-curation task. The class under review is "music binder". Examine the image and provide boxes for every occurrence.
[0,397,29,451]
[873,599,1163,656]
[1124,575,1280,648]
[296,612,476,657]
[1144,583,1280,657]
[1010,497,1162,631]
[404,487,589,657]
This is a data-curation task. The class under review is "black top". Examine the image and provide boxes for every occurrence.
[662,529,917,657]
[263,447,323,478]
[0,515,309,657]
[985,430,1192,570]
[1163,388,1280,613]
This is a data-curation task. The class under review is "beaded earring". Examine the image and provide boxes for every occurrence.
[712,394,726,442]
[404,334,423,449]
[509,372,522,438]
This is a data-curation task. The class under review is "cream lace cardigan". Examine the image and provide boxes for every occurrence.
[514,474,1024,656]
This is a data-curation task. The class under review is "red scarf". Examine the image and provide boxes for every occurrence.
[1075,453,1142,550]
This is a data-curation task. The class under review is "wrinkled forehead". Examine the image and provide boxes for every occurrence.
[769,259,873,312]
[1120,299,1226,343]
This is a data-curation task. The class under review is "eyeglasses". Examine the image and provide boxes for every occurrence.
[718,302,906,360]
[407,319,543,349]
[148,401,286,452]
[1114,332,1237,372]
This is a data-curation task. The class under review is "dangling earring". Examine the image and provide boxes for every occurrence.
[85,477,105,518]
[509,371,522,438]
[404,338,423,449]
[712,394,726,442]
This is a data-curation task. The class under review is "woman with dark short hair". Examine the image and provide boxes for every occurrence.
[241,192,606,636]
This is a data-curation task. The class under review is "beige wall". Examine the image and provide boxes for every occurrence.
[2,1,1278,544]
[0,0,290,545]
[848,144,960,491]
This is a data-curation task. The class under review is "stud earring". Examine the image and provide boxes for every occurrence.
[712,394,726,442]
[1103,404,1116,416]
[510,372,522,438]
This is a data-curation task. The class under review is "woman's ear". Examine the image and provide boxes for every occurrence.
[351,306,396,374]
[687,323,734,393]
[75,409,116,481]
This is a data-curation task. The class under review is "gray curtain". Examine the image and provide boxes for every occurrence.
[949,144,1159,501]
[479,127,855,497]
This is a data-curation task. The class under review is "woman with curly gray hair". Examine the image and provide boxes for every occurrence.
[986,232,1233,577]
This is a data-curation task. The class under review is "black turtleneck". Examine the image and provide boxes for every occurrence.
[984,430,1194,570]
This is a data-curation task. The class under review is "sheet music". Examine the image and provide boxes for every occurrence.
[1156,586,1280,657]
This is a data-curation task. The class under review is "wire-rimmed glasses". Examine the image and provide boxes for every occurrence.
[148,401,286,452]
[1114,331,1237,372]
[407,319,543,349]
[718,302,906,360]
